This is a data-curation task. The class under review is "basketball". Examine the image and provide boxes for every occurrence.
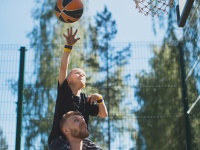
[55,0,83,23]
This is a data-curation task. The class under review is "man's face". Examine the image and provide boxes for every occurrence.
[67,69,86,87]
[65,115,89,139]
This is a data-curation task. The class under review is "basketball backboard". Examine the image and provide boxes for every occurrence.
[176,0,194,27]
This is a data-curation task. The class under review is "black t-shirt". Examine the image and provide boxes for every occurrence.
[48,79,99,145]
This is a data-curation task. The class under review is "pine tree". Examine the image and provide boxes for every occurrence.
[87,6,132,149]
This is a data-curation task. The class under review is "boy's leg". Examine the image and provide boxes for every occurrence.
[49,136,70,150]
[82,138,103,150]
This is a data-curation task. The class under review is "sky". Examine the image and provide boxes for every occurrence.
[2,0,199,150]
[0,0,168,45]
[0,0,169,149]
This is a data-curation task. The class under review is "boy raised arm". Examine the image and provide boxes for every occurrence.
[59,27,80,86]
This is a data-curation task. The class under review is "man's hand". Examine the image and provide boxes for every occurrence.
[63,27,80,45]
[87,93,101,105]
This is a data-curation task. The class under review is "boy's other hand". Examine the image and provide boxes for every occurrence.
[63,27,80,45]
[87,93,101,105]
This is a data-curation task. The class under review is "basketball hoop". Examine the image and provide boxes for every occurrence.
[133,0,174,17]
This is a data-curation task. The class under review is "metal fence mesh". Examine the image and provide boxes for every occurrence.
[0,41,199,150]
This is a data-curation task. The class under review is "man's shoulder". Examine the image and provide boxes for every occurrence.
[83,138,103,150]
[49,136,70,150]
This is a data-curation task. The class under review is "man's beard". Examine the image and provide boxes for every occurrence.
[70,128,89,139]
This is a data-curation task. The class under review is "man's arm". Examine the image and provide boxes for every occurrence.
[58,28,80,86]
[87,94,108,118]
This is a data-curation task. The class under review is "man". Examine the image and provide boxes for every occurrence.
[59,111,101,150]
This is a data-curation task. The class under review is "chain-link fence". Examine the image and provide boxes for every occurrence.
[0,41,199,150]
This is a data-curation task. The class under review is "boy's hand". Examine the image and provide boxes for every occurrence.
[87,93,101,105]
[63,27,80,45]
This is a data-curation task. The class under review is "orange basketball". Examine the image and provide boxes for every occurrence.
[55,0,83,23]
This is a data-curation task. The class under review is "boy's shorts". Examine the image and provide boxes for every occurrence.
[49,136,103,150]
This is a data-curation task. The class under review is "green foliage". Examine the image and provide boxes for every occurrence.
[134,43,184,149]
[134,41,199,149]
[0,129,8,150]
[148,1,200,149]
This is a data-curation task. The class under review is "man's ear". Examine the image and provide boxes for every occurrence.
[62,128,70,135]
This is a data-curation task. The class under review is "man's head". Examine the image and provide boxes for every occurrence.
[59,111,89,140]
[67,68,86,88]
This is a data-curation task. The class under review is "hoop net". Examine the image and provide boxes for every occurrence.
[133,0,174,17]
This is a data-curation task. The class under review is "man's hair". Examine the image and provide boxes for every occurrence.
[59,111,82,134]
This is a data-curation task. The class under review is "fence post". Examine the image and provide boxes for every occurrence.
[15,47,26,150]
[178,42,191,150]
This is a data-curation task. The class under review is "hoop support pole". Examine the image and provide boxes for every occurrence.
[178,42,191,150]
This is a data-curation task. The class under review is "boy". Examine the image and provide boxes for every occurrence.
[48,27,108,150]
